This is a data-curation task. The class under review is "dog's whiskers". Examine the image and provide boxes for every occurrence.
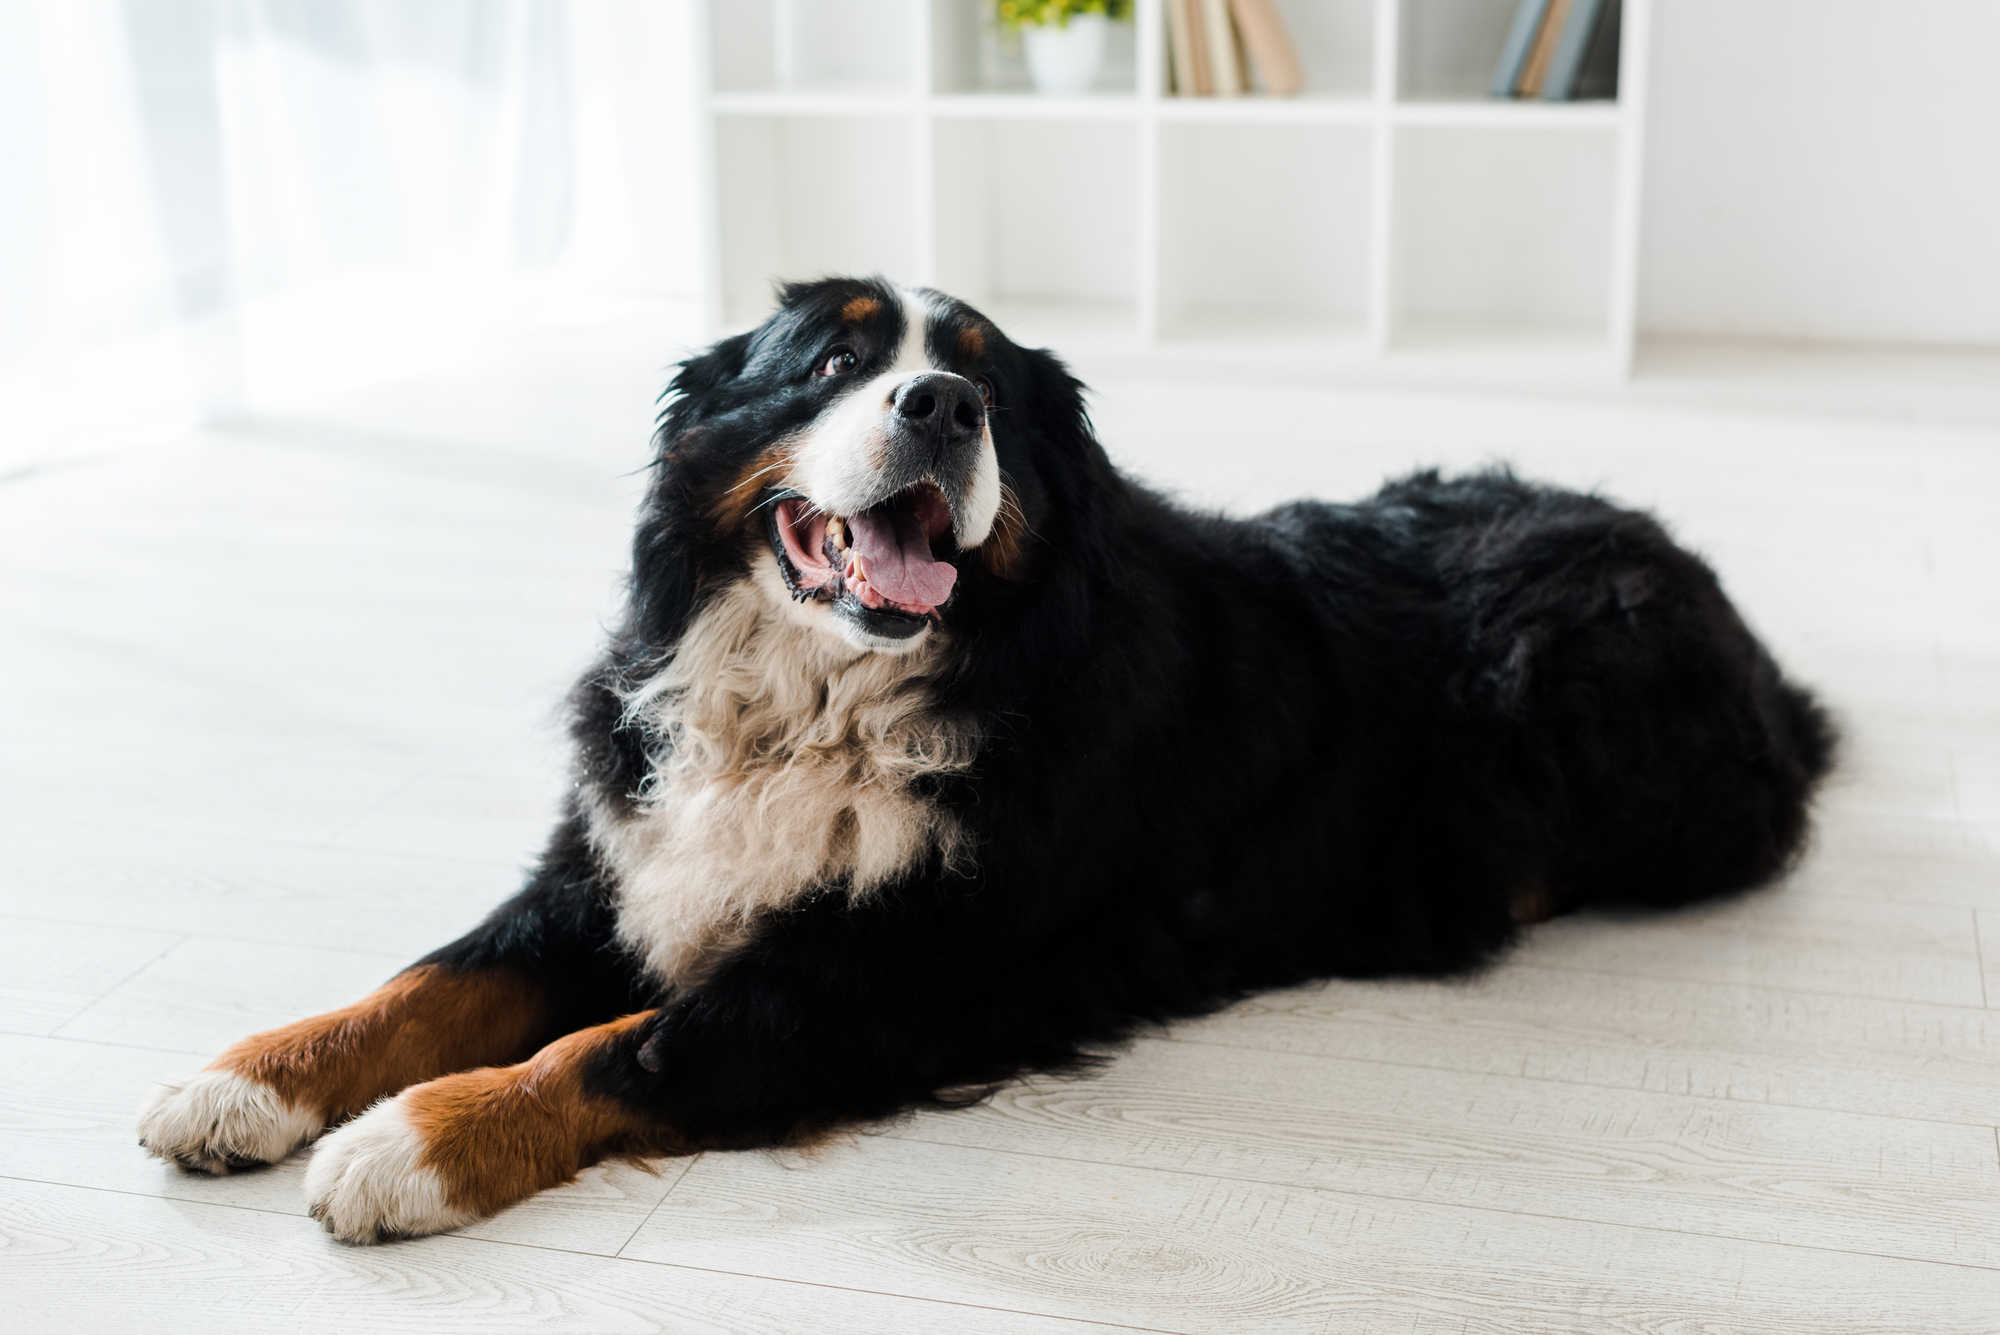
[731,460,792,492]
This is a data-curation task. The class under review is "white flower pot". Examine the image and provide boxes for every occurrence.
[1023,13,1108,97]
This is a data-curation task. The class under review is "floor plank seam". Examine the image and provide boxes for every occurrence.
[1,1174,705,1267]
[1765,884,2000,915]
[1485,956,1990,1010]
[869,1129,2000,1277]
[0,1175,744,1271]
[1498,955,2000,1005]
[406,1222,689,1263]
[0,1172,310,1224]
[0,910,423,969]
[602,1254,1194,1335]
[1975,908,1990,1008]
[0,742,559,783]
[313,771,430,848]
[0,814,529,872]
[40,932,191,1042]
[0,728,534,778]
[610,1152,702,1259]
[0,443,156,488]
[12,1170,1201,1335]
[1153,1031,2000,1131]
[0,1027,222,1059]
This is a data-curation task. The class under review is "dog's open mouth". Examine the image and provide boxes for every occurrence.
[768,482,960,627]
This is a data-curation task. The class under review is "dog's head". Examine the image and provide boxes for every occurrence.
[645,277,1098,655]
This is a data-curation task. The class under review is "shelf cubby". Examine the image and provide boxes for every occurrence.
[931,0,1139,95]
[1390,125,1618,349]
[1265,0,1376,97]
[710,0,913,94]
[1157,122,1371,345]
[1398,0,1526,101]
[714,116,918,327]
[700,0,1649,374]
[933,117,1142,340]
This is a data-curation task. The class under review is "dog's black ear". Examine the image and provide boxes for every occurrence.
[659,331,752,441]
[1018,344,1116,505]
[1018,345,1095,451]
[775,273,893,310]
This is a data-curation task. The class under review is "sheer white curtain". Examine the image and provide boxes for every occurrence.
[0,0,701,472]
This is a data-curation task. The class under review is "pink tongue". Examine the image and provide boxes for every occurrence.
[849,506,957,610]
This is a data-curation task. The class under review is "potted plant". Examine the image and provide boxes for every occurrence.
[993,0,1134,96]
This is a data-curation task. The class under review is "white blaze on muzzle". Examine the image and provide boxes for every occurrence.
[785,288,1001,552]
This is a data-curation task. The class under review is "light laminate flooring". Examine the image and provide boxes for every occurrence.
[4,313,1999,1333]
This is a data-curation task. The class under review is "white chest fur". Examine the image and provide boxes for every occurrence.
[586,575,977,987]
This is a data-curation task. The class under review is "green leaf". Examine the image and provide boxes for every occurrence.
[991,0,1134,34]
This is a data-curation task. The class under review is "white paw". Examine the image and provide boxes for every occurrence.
[304,1094,477,1244]
[137,1069,322,1174]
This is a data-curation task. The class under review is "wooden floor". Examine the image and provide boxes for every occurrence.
[5,314,2000,1333]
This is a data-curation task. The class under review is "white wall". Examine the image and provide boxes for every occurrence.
[1639,0,2000,347]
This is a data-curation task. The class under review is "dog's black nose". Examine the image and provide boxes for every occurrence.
[894,373,983,446]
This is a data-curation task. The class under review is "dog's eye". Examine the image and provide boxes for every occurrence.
[815,349,857,378]
[973,378,994,407]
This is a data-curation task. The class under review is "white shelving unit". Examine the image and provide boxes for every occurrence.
[698,0,1649,374]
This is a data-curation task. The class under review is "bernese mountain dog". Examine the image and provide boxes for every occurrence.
[137,276,1835,1243]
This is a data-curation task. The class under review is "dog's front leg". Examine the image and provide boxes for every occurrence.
[137,963,545,1175]
[303,1010,660,1243]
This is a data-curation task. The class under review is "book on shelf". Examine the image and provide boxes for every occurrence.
[1491,0,1622,101]
[1166,0,1206,95]
[1515,0,1572,97]
[1544,0,1621,100]
[1165,0,1303,97]
[1229,0,1303,96]
[1489,0,1552,98]
[1200,0,1243,96]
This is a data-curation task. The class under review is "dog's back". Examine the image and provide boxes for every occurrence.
[1264,469,1835,928]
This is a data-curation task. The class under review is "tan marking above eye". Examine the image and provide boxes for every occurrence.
[958,323,987,358]
[840,295,881,323]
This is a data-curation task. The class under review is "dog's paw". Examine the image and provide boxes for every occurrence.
[303,1093,477,1244]
[137,1069,322,1174]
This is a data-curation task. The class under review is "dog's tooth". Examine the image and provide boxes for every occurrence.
[827,516,847,550]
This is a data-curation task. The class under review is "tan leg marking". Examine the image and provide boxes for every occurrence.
[220,964,545,1121]
[306,1011,662,1242]
[138,965,543,1174]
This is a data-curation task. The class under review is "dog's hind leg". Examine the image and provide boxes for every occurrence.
[1450,496,1837,911]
